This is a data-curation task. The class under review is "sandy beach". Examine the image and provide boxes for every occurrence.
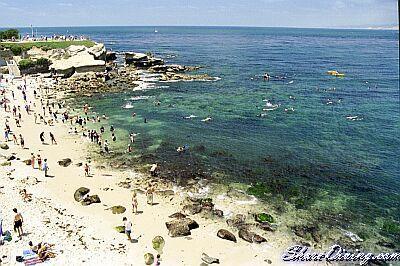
[0,76,297,265]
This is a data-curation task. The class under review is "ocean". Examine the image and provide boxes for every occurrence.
[17,26,400,245]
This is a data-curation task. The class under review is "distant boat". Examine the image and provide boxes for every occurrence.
[154,29,158,33]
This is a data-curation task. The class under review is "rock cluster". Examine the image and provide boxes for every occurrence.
[125,52,164,67]
[73,187,101,206]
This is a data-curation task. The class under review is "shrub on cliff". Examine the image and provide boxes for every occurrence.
[18,59,35,70]
[0,29,19,41]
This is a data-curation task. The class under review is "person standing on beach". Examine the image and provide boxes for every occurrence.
[13,208,24,238]
[84,163,90,177]
[37,155,42,170]
[123,217,133,242]
[104,140,109,153]
[34,113,37,124]
[19,134,25,149]
[49,132,57,145]
[39,132,45,144]
[146,185,154,205]
[30,153,35,168]
[42,159,49,177]
[132,192,138,214]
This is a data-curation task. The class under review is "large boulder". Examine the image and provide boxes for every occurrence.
[168,212,186,219]
[74,187,90,202]
[109,205,126,214]
[217,229,237,243]
[201,253,219,264]
[58,158,72,167]
[165,218,199,237]
[238,229,266,244]
[182,204,202,215]
[0,143,9,150]
[106,51,117,62]
[88,43,106,60]
[144,253,154,265]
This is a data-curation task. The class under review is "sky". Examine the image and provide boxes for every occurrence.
[0,0,398,28]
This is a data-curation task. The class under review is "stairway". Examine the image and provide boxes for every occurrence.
[6,60,21,77]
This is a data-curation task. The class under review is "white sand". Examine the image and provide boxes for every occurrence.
[0,76,302,265]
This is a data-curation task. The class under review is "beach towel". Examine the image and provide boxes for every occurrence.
[24,257,43,266]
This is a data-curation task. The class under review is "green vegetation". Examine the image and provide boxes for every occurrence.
[18,59,35,70]
[256,213,275,223]
[0,40,95,55]
[0,29,19,40]
[18,57,51,70]
[381,220,400,236]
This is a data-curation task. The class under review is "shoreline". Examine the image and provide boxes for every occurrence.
[0,76,293,265]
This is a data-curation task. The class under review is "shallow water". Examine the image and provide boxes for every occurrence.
[20,26,400,244]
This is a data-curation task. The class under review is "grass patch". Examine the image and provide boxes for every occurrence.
[0,40,95,55]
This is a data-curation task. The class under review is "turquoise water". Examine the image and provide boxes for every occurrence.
[19,26,400,242]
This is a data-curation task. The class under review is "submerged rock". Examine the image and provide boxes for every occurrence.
[74,187,90,202]
[165,218,199,237]
[217,229,237,243]
[292,225,321,243]
[201,253,219,264]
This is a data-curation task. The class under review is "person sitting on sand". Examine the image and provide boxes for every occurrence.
[123,217,133,242]
[20,189,32,202]
[13,208,24,238]
[132,192,138,214]
[146,185,154,205]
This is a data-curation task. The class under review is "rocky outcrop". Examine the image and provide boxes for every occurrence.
[217,229,237,242]
[160,72,215,82]
[88,43,106,60]
[74,187,90,202]
[165,218,199,237]
[50,52,105,77]
[149,64,200,73]
[106,51,117,61]
[125,52,164,67]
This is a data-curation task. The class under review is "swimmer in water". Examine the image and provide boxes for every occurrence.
[201,117,212,122]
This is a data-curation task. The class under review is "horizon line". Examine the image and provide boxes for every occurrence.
[0,24,398,31]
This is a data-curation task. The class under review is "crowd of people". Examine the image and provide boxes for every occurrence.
[1,75,163,264]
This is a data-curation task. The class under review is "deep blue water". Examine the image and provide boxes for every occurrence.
[13,26,400,238]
